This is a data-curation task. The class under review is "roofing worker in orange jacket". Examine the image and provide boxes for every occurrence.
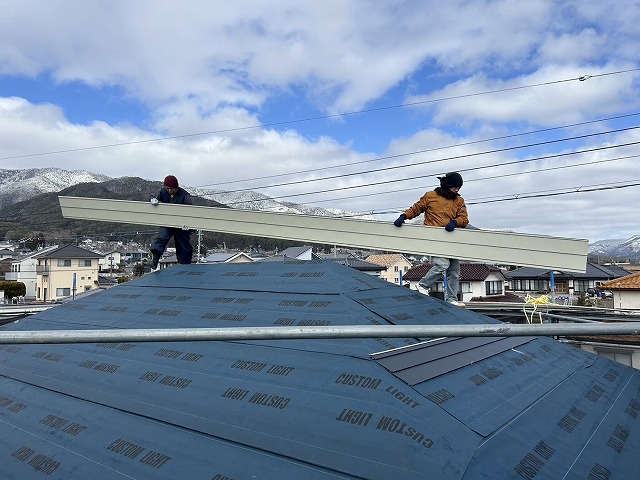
[394,172,469,305]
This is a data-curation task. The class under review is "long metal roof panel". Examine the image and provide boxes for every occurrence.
[59,196,589,271]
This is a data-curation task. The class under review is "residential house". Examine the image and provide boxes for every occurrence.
[261,245,319,262]
[599,271,640,310]
[202,252,254,263]
[96,275,118,289]
[320,253,386,277]
[97,250,123,274]
[364,253,413,286]
[0,249,19,280]
[157,254,178,270]
[6,245,59,300]
[507,262,631,296]
[0,248,17,260]
[552,267,640,369]
[561,270,640,367]
[33,244,103,302]
[0,258,13,281]
[121,248,149,265]
[404,262,508,303]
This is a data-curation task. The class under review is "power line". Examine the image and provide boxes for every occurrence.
[195,111,640,188]
[287,153,640,206]
[368,181,640,216]
[195,125,640,198]
[2,68,639,162]
[467,181,640,204]
[229,140,640,203]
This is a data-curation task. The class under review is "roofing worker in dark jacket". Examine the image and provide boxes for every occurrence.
[394,172,469,305]
[149,175,193,269]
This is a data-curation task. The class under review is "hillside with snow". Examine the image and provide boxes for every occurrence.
[0,168,110,208]
[0,168,374,220]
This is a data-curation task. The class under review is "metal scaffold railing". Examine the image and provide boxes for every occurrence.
[1,323,640,344]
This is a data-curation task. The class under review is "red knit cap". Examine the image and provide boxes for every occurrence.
[163,175,179,188]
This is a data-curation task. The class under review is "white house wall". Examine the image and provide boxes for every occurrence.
[612,291,640,310]
[6,258,39,300]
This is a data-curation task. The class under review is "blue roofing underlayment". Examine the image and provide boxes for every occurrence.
[0,260,639,479]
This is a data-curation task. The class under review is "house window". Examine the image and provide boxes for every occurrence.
[394,266,399,272]
[460,282,472,293]
[485,281,503,296]
[513,279,548,291]
[596,348,633,367]
[574,280,595,293]
[57,259,72,267]
[394,277,399,284]
[79,259,92,267]
[431,282,443,292]
[56,288,71,297]
[403,266,408,272]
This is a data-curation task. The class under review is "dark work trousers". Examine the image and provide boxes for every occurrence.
[150,227,193,264]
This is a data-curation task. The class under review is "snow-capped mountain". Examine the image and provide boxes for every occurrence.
[588,238,627,253]
[0,168,374,220]
[589,236,640,261]
[192,188,374,220]
[605,236,640,259]
[0,168,110,208]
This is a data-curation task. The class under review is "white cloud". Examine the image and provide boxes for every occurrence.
[0,0,638,243]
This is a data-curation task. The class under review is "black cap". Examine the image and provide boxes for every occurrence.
[439,172,463,188]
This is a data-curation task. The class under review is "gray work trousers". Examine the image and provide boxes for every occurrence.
[418,257,460,302]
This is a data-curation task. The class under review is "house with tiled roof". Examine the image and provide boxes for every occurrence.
[562,269,640,367]
[364,253,412,285]
[599,271,640,310]
[404,263,507,303]
[507,262,631,296]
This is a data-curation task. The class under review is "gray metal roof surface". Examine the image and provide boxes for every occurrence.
[0,260,638,479]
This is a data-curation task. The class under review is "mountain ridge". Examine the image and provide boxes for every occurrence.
[0,168,373,220]
[0,168,638,261]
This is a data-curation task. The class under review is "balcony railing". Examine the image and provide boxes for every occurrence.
[36,265,50,274]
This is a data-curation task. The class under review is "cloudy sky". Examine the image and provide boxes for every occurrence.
[1,0,639,243]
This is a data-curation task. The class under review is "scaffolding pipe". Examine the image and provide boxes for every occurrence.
[1,323,640,345]
[544,313,603,323]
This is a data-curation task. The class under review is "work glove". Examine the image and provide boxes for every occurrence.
[445,220,457,232]
[394,214,407,227]
[150,198,159,206]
